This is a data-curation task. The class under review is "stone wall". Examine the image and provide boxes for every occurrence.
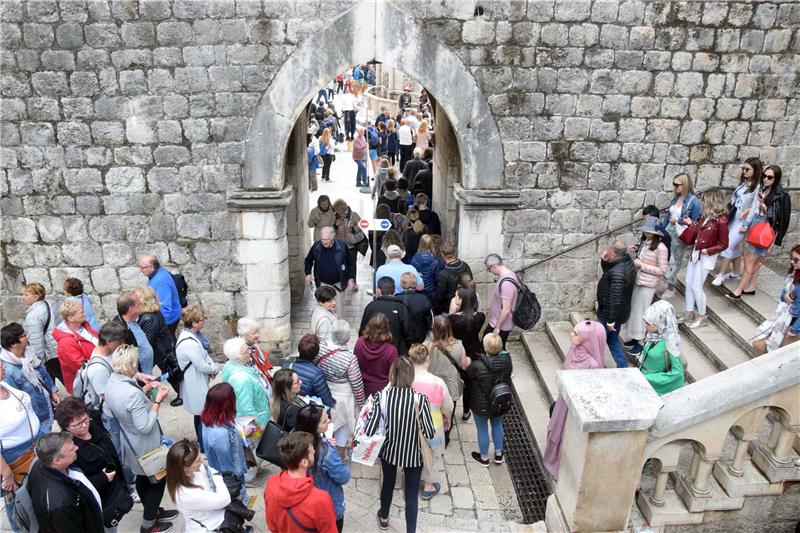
[1,0,799,349]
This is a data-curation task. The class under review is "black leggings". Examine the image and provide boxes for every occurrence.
[380,461,423,533]
[388,152,396,166]
[135,475,167,523]
[321,154,333,181]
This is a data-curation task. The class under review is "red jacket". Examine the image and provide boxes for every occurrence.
[52,322,98,394]
[680,215,729,255]
[264,471,337,533]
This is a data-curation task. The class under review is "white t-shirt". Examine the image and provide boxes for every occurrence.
[68,468,103,510]
[669,202,682,225]
[398,125,413,146]
[339,92,355,111]
[0,384,40,448]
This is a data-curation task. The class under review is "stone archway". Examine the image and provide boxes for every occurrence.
[231,1,515,353]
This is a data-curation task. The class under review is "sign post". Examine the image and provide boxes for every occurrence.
[358,219,391,294]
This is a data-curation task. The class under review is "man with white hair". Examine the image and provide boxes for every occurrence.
[374,244,424,295]
[484,253,520,350]
[304,226,357,308]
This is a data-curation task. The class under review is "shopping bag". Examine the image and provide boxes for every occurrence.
[351,391,387,467]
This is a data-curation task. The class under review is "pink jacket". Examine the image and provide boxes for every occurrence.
[636,241,669,288]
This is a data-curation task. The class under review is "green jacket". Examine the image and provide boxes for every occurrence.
[640,339,684,396]
[221,361,271,427]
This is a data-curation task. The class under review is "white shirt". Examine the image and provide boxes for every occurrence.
[176,467,231,532]
[669,203,682,225]
[68,469,102,510]
[398,125,413,145]
[339,92,355,111]
[0,384,40,448]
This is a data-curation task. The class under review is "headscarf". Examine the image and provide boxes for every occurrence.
[0,347,46,394]
[642,300,681,360]
[565,320,606,370]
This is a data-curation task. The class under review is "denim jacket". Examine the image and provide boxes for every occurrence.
[779,281,800,334]
[661,194,700,227]
[1,357,56,427]
[312,441,351,519]
[202,424,247,477]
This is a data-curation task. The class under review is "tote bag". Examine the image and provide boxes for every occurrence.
[352,391,387,467]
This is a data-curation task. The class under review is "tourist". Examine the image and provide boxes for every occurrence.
[678,189,729,329]
[104,345,177,533]
[410,235,444,304]
[366,123,381,175]
[371,157,391,199]
[311,285,338,345]
[54,397,133,531]
[201,383,250,502]
[397,176,412,209]
[415,119,430,150]
[333,199,366,273]
[397,272,434,344]
[236,317,273,389]
[730,165,793,298]
[750,244,800,355]
[374,244,424,294]
[307,135,321,192]
[21,282,60,385]
[434,241,473,315]
[63,277,99,332]
[352,127,368,188]
[359,277,412,355]
[402,213,427,262]
[308,195,336,242]
[134,285,183,406]
[113,291,155,374]
[484,253,519,349]
[304,227,357,307]
[368,205,393,270]
[713,158,762,285]
[294,405,351,532]
[263,432,338,533]
[339,87,356,141]
[354,313,399,396]
[270,368,306,433]
[1,322,58,437]
[409,344,454,500]
[377,178,405,214]
[411,163,432,201]
[283,334,335,408]
[377,121,389,158]
[26,432,104,533]
[319,127,335,183]
[176,304,218,451]
[448,286,486,364]
[316,320,366,456]
[386,119,398,166]
[0,362,40,531]
[53,299,98,395]
[595,240,637,367]
[424,316,468,446]
[138,254,181,337]
[398,86,412,110]
[397,118,415,172]
[624,216,669,355]
[221,337,271,437]
[660,174,700,299]
[414,194,441,237]
[403,147,428,186]
[467,333,512,467]
[639,301,685,396]
[365,357,435,532]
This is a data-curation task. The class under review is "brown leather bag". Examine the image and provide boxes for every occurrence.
[8,448,35,485]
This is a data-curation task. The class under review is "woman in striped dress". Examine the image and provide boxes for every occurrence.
[365,357,435,532]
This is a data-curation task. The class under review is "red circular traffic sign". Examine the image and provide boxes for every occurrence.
[358,219,370,229]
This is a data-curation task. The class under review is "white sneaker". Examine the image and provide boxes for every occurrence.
[728,272,742,280]
[711,273,728,286]
[661,289,674,299]
[676,313,693,324]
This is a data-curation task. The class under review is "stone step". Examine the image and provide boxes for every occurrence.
[661,290,753,372]
[706,274,777,324]
[675,274,759,357]
[520,331,563,406]
[514,333,558,450]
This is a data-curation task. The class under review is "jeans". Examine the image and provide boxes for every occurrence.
[355,159,367,186]
[344,110,356,140]
[473,413,505,457]
[379,461,423,533]
[102,413,136,485]
[597,315,627,368]
[664,224,688,286]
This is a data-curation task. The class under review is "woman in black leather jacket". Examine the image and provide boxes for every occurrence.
[134,285,183,406]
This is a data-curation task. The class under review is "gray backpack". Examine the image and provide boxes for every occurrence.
[72,357,112,410]
[11,460,39,532]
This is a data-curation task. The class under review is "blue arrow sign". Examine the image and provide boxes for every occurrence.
[379,219,391,230]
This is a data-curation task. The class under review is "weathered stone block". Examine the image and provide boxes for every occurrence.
[62,242,104,266]
[20,122,55,146]
[105,167,145,193]
[84,23,120,48]
[156,21,192,46]
[554,0,590,21]
[31,71,69,96]
[540,22,568,46]
[90,267,120,293]
[121,22,155,48]
[753,4,777,29]
[680,120,707,145]
[174,67,209,93]
[674,72,704,96]
[177,214,211,239]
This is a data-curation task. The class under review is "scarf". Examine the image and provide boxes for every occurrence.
[642,300,681,359]
[565,320,606,369]
[0,347,46,394]
[193,330,211,351]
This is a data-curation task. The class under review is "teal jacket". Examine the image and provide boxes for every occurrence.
[221,361,271,428]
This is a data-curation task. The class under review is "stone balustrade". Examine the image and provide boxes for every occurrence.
[545,343,799,531]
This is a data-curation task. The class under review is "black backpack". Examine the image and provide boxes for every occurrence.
[481,354,513,417]
[171,272,189,308]
[499,277,541,330]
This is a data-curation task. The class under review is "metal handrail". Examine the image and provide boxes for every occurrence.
[514,185,800,275]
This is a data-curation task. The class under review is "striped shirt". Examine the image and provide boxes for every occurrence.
[316,343,366,405]
[364,388,435,467]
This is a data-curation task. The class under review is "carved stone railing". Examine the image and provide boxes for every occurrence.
[545,343,799,532]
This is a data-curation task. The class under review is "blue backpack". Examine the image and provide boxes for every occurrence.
[367,127,379,148]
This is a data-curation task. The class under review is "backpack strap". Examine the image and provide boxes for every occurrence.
[43,301,51,337]
[286,507,317,533]
[175,336,200,373]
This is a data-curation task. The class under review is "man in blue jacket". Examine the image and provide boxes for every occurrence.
[138,254,181,336]
[304,227,356,309]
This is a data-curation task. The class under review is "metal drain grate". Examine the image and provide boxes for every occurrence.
[503,386,553,523]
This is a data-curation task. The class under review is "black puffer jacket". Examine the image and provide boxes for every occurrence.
[138,310,175,370]
[359,296,412,355]
[434,260,473,314]
[596,254,637,325]
[396,290,433,344]
[467,352,513,418]
[27,462,104,533]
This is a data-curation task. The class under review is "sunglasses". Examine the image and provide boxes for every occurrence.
[763,175,774,180]
[672,182,681,187]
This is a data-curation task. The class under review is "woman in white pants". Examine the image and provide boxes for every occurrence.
[678,190,730,329]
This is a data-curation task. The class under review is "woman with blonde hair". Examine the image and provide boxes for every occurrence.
[660,173,700,299]
[319,127,335,183]
[22,282,61,385]
[134,285,183,405]
[52,299,98,394]
[415,119,430,150]
[678,188,729,329]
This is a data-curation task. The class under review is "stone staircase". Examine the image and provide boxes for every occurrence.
[516,266,800,531]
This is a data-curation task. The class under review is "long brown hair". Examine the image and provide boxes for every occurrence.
[430,315,455,352]
[788,244,800,285]
[362,313,392,342]
[741,157,763,193]
[166,439,200,502]
[271,369,298,422]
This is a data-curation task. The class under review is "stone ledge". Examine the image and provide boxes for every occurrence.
[226,187,294,211]
[453,184,521,209]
